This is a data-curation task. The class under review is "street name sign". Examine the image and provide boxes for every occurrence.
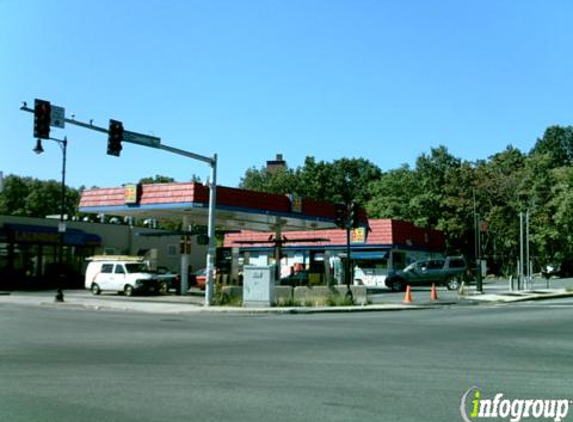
[123,130,161,148]
[50,105,65,128]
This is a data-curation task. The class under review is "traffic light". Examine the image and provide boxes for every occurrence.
[197,233,209,246]
[33,99,51,139]
[335,203,347,229]
[107,119,124,156]
[348,202,360,228]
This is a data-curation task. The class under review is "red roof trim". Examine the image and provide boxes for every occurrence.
[223,219,445,250]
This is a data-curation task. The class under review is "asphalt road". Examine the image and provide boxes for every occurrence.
[0,301,571,422]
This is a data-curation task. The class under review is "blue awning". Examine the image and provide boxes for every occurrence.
[350,251,390,260]
[4,223,101,246]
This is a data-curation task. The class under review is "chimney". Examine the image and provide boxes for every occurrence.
[266,153,287,174]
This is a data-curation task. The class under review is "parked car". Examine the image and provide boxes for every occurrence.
[194,268,207,289]
[385,257,468,292]
[85,257,160,296]
[156,267,210,294]
[154,266,181,294]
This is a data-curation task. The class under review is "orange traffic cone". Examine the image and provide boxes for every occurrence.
[430,283,438,301]
[403,285,413,303]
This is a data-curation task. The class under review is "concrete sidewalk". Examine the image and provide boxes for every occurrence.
[0,290,424,315]
[0,286,571,315]
[461,287,573,303]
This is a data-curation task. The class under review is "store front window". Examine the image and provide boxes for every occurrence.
[0,223,100,289]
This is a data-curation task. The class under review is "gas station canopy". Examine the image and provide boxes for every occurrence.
[79,182,347,232]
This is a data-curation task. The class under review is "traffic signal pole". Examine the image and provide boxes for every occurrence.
[335,202,360,290]
[20,102,219,306]
[205,156,217,306]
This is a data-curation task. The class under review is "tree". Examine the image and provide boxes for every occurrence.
[240,156,382,206]
[139,175,176,184]
[0,174,80,218]
[138,175,201,184]
[367,146,463,237]
[295,157,381,205]
[412,145,461,228]
[548,167,573,262]
[0,175,30,216]
[240,166,297,195]
[530,125,573,167]
[366,164,420,222]
[440,160,482,257]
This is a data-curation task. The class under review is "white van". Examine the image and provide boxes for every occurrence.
[85,256,160,296]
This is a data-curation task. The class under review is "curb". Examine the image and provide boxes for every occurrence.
[3,288,571,315]
[6,297,433,315]
[463,289,573,304]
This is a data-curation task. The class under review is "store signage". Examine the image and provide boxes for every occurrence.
[351,227,367,244]
[124,184,141,205]
[289,193,302,213]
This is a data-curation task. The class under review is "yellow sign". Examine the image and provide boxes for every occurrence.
[350,227,366,244]
[124,184,140,204]
[290,193,303,213]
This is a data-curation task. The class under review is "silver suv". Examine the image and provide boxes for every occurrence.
[385,257,467,292]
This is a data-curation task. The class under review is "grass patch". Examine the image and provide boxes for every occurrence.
[213,284,242,306]
[326,293,355,307]
[275,296,301,307]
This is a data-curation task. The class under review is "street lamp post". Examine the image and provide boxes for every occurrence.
[34,136,67,302]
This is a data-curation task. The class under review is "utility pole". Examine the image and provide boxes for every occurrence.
[519,210,530,290]
[517,211,524,290]
[473,188,483,293]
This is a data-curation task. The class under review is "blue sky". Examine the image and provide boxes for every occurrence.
[2,0,573,189]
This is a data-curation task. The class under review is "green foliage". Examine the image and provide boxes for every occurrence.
[366,164,419,221]
[240,166,297,195]
[213,285,242,306]
[0,174,80,218]
[275,296,301,307]
[530,125,573,167]
[138,174,201,184]
[240,156,381,205]
[240,128,573,274]
[138,175,176,184]
[325,292,354,307]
